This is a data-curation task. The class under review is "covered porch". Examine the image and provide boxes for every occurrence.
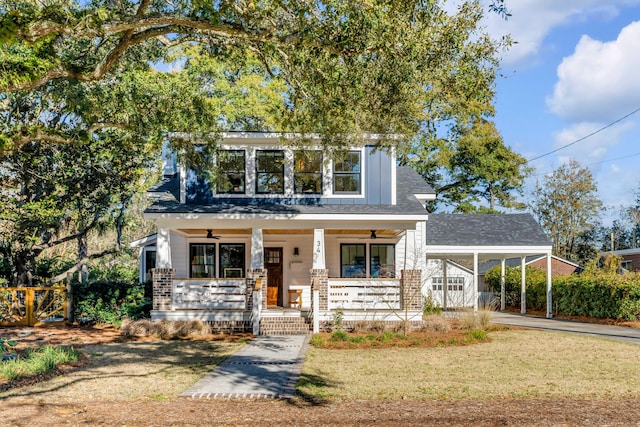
[149,214,428,333]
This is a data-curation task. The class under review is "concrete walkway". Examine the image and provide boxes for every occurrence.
[492,311,640,344]
[181,335,309,399]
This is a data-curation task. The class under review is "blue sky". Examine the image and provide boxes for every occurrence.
[480,1,640,222]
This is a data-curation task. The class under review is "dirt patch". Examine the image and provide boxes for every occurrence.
[2,398,640,426]
[0,324,128,349]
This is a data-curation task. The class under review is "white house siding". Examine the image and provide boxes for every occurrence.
[424,259,474,309]
[170,231,189,278]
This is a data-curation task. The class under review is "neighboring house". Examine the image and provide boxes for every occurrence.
[138,133,554,334]
[601,248,640,272]
[477,255,583,290]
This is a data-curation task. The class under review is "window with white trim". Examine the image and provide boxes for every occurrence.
[256,150,285,194]
[217,150,245,194]
[294,150,323,194]
[333,151,361,194]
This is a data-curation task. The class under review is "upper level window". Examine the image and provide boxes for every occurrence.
[333,151,361,194]
[294,150,323,194]
[256,150,285,194]
[217,150,245,194]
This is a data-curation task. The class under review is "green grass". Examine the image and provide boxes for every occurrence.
[299,329,640,400]
[0,346,80,382]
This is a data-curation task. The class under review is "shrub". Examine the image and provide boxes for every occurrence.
[121,319,212,339]
[422,294,442,316]
[421,315,452,334]
[329,330,349,342]
[309,335,325,347]
[73,269,150,325]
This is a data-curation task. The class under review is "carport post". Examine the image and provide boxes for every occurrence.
[473,252,478,312]
[500,258,506,311]
[520,256,526,314]
[546,253,553,318]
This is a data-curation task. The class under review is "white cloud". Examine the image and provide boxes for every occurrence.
[551,121,635,168]
[482,0,639,66]
[546,21,640,121]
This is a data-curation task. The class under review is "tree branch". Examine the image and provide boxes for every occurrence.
[45,246,121,285]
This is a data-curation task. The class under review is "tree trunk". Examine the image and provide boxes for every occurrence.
[14,251,36,287]
[77,236,89,284]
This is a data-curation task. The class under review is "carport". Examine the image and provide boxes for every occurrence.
[425,214,553,318]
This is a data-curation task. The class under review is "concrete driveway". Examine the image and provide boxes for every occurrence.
[492,311,640,344]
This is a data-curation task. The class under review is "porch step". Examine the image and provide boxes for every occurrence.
[259,316,311,336]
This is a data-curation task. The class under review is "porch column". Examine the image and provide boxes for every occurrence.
[520,256,526,314]
[401,269,422,310]
[152,268,174,311]
[251,228,264,270]
[312,229,326,269]
[500,258,506,311]
[311,269,329,311]
[156,227,172,269]
[442,259,448,310]
[546,252,553,319]
[248,269,268,310]
[473,252,478,312]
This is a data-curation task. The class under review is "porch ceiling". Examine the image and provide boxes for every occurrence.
[176,228,400,236]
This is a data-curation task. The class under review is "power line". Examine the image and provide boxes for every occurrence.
[526,106,640,163]
[534,151,640,177]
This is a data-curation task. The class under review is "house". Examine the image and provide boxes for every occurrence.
[601,248,640,272]
[139,133,554,334]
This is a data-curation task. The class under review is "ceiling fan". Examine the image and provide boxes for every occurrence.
[206,229,221,239]
[361,230,398,240]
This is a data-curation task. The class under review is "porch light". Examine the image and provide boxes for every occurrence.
[293,247,300,256]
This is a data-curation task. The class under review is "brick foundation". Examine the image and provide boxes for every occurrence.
[207,320,252,333]
[320,319,424,333]
[152,268,175,311]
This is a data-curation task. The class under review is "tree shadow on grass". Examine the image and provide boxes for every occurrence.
[290,372,338,407]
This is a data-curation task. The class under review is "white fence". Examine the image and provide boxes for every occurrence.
[328,279,401,310]
[173,279,247,309]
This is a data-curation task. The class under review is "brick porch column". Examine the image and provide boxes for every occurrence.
[248,269,268,310]
[311,269,329,311]
[401,269,422,310]
[152,268,175,311]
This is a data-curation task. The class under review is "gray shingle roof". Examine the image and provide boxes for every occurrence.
[426,213,551,247]
[145,166,431,216]
[396,166,435,195]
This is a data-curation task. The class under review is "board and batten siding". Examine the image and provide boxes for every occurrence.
[184,146,394,206]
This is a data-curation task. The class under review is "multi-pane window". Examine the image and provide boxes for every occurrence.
[294,150,323,194]
[447,277,464,291]
[190,244,215,278]
[333,151,361,194]
[370,244,395,278]
[432,277,465,291]
[217,150,245,194]
[256,150,285,194]
[220,244,245,278]
[341,244,366,278]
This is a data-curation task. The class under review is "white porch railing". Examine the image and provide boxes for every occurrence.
[328,278,401,310]
[173,279,247,309]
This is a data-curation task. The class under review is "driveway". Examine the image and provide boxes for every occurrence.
[492,311,640,344]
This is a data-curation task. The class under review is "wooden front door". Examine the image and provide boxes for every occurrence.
[265,248,283,306]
